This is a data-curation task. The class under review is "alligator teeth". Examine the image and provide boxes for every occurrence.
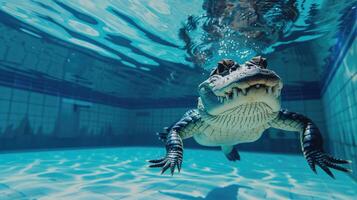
[222,96,227,102]
[273,89,281,98]
[242,88,247,96]
[225,93,229,100]
[267,87,272,94]
[272,86,280,97]
[218,96,223,103]
[233,88,239,97]
[255,84,260,88]
[273,86,281,94]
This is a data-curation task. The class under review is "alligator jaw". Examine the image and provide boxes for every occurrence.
[214,82,282,104]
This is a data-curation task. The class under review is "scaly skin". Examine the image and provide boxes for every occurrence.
[149,56,352,178]
[269,110,352,178]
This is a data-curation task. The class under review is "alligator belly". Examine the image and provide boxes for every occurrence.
[193,126,265,146]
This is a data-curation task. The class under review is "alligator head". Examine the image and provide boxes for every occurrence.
[198,56,283,115]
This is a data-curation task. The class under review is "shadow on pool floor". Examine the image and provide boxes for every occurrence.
[160,184,252,200]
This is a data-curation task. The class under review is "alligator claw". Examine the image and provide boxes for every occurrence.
[149,149,183,175]
[299,120,352,179]
[148,158,165,164]
[327,156,351,164]
[177,161,182,172]
[161,162,171,174]
[304,150,352,179]
[226,146,240,161]
[149,130,183,175]
[148,158,166,168]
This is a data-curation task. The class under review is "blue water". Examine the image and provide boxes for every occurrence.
[0,0,355,101]
[0,1,356,199]
[0,0,354,70]
[0,147,356,199]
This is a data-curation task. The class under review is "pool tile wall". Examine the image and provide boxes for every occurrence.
[130,107,189,145]
[0,20,328,153]
[0,23,132,150]
[322,38,357,179]
[0,85,130,150]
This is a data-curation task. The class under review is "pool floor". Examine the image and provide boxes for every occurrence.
[0,147,356,200]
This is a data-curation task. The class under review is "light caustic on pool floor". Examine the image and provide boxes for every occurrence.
[0,147,356,200]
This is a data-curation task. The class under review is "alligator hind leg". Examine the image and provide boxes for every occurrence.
[222,145,240,161]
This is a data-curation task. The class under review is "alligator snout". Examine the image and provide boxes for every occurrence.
[243,67,276,77]
[259,68,273,75]
[212,68,282,97]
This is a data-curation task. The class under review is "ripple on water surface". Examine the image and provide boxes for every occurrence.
[0,147,356,200]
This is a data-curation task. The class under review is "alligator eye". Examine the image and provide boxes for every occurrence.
[229,64,240,73]
[250,56,268,69]
[209,65,227,76]
[260,60,267,69]
[210,60,238,76]
[217,63,226,74]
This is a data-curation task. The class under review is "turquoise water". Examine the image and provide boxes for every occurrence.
[0,0,354,70]
[0,147,356,200]
[0,1,356,199]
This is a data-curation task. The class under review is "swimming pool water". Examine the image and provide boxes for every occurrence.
[0,147,355,200]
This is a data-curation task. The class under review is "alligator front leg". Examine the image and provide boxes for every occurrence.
[148,129,183,175]
[269,110,352,178]
[148,109,201,175]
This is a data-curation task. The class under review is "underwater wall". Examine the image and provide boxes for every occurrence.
[0,22,132,149]
[0,19,328,153]
[322,37,357,179]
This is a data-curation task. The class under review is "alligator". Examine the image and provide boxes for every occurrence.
[148,56,352,178]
